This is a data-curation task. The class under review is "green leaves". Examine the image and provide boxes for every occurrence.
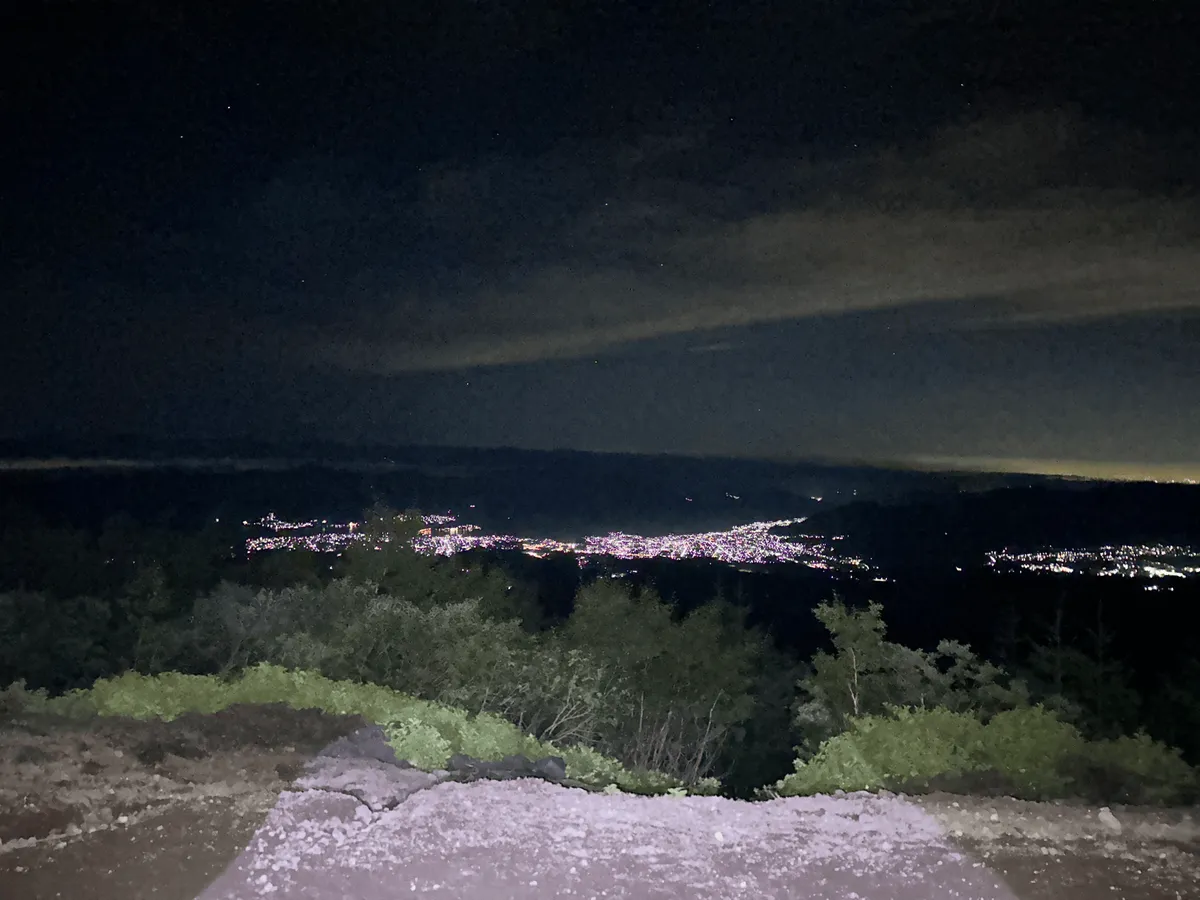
[1076,732,1198,806]
[794,597,1029,753]
[558,581,762,785]
[381,716,455,769]
[771,703,1198,805]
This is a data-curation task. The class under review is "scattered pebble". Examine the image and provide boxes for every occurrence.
[1098,807,1123,834]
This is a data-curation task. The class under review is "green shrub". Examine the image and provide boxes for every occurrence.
[559,581,761,785]
[856,706,986,781]
[554,742,633,788]
[452,709,544,761]
[770,707,986,797]
[979,705,1086,798]
[771,728,885,796]
[76,670,231,720]
[769,704,1197,805]
[0,679,53,717]
[792,599,1028,755]
[188,579,543,727]
[1072,732,1199,806]
[380,717,455,769]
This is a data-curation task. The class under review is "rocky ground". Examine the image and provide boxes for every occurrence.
[1,704,1197,899]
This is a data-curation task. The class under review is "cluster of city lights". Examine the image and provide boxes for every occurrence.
[416,518,870,571]
[986,544,1200,583]
[243,512,872,573]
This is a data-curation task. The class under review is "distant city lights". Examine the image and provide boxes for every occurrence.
[241,513,1200,589]
[986,544,1200,588]
[243,512,873,573]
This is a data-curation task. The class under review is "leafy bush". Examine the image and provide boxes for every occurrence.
[769,705,1198,805]
[188,579,533,704]
[380,717,455,769]
[1071,732,1199,806]
[0,679,53,717]
[771,707,987,796]
[859,707,987,782]
[559,581,761,784]
[486,641,621,748]
[85,670,229,719]
[977,705,1085,798]
[456,709,546,761]
[793,598,1028,754]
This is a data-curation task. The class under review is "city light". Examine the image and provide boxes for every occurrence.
[986,544,1200,583]
[243,512,873,573]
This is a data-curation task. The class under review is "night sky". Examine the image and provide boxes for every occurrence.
[3,2,1199,480]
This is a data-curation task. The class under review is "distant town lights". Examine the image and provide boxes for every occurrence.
[988,544,1200,580]
[242,512,871,572]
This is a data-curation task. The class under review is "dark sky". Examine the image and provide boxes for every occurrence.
[3,1,1199,479]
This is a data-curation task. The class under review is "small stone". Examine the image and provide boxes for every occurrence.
[989,812,1000,822]
[1098,807,1122,834]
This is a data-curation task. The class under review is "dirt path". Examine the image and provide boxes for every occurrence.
[2,705,1197,899]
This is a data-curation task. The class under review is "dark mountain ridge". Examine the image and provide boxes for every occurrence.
[801,482,1200,572]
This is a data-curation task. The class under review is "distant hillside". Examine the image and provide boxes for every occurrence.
[0,442,909,534]
[799,482,1200,572]
[0,436,1002,534]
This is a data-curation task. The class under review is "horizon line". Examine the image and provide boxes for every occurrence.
[0,450,1197,485]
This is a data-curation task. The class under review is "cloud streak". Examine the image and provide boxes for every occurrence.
[272,110,1200,372]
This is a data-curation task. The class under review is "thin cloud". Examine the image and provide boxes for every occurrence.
[688,341,741,354]
[283,110,1200,373]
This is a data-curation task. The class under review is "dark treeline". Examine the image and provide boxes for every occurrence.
[1,504,1198,800]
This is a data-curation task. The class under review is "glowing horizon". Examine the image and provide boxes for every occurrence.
[1,453,1198,485]
[897,456,1200,485]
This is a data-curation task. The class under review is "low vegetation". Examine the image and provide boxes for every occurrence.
[1,664,710,795]
[776,599,1197,804]
[2,505,1197,804]
[768,705,1197,805]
